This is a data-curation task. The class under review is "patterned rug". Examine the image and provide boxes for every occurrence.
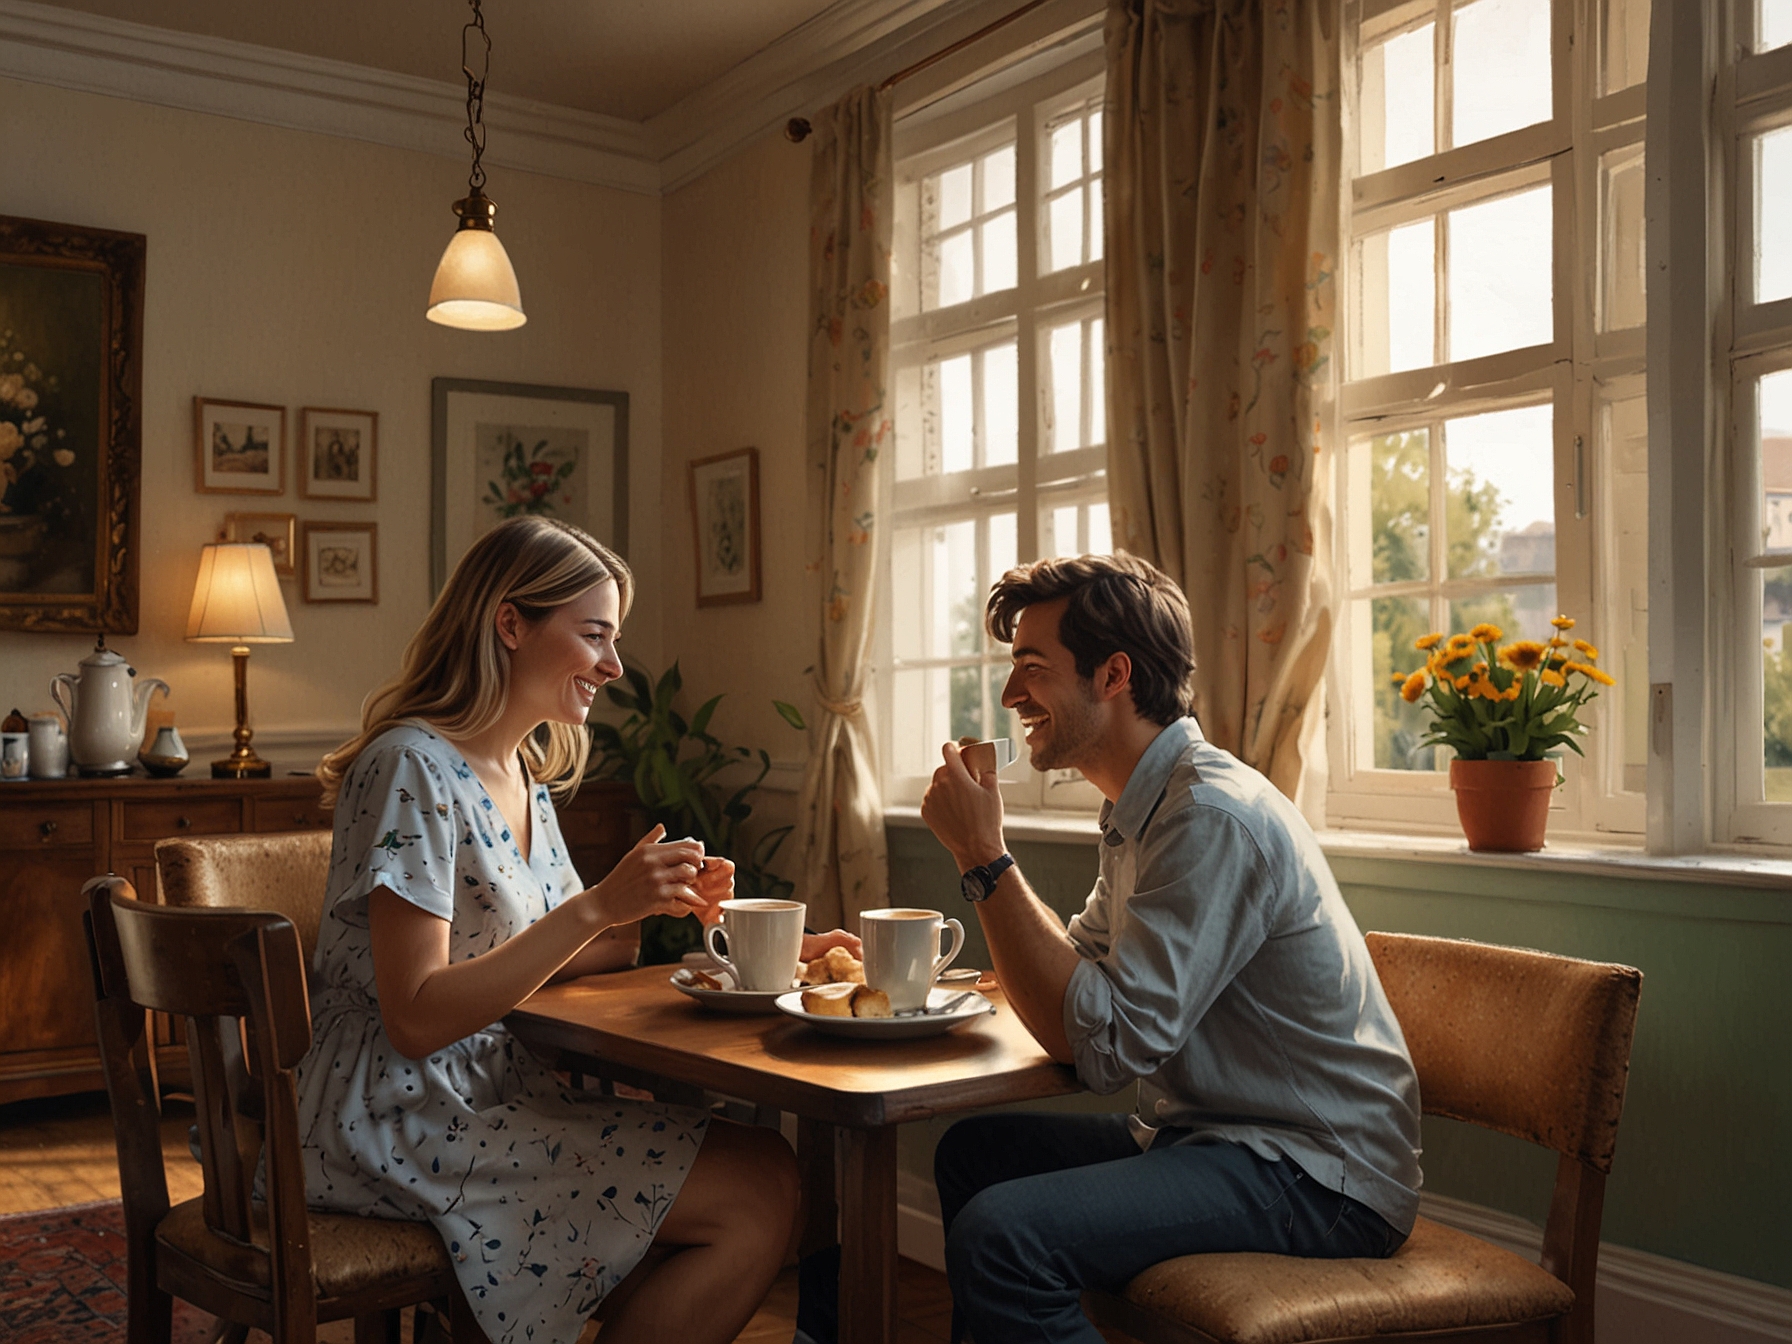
[0,1199,216,1343]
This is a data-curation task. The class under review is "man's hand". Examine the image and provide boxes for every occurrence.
[921,740,1006,871]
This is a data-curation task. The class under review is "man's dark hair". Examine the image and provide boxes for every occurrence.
[986,552,1195,727]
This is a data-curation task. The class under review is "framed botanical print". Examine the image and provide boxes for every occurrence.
[430,378,628,593]
[222,511,297,578]
[689,446,761,606]
[299,406,377,501]
[301,520,377,603]
[0,213,146,632]
[195,397,285,495]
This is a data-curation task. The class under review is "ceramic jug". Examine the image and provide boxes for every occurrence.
[50,635,169,776]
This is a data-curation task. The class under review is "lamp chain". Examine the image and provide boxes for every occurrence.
[460,0,491,195]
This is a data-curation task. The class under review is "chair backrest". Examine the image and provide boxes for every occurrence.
[84,877,316,1328]
[157,831,333,964]
[1364,931,1642,1174]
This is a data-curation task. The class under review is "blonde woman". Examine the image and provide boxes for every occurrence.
[304,516,850,1344]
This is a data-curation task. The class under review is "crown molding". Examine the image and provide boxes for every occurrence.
[0,0,659,195]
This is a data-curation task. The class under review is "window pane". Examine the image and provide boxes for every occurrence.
[1369,428,1431,585]
[1759,369,1792,555]
[1090,316,1107,445]
[1599,145,1646,331]
[984,343,1018,467]
[1089,501,1111,553]
[1050,119,1083,189]
[1047,504,1078,557]
[982,146,1015,210]
[1761,0,1792,52]
[1765,591,1792,797]
[1601,0,1648,94]
[1361,24,1435,174]
[1049,322,1084,453]
[990,510,1017,580]
[890,668,950,776]
[1370,595,1439,770]
[1451,0,1552,149]
[1444,404,1555,581]
[1449,586,1558,648]
[1756,127,1792,305]
[1089,108,1103,172]
[1601,384,1649,792]
[895,363,924,480]
[939,520,980,657]
[1448,185,1552,361]
[938,164,972,229]
[1048,189,1085,272]
[1352,221,1435,378]
[936,229,974,308]
[982,211,1017,292]
[1089,176,1104,263]
[939,354,973,473]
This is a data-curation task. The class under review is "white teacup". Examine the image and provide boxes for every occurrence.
[861,908,966,1013]
[703,899,805,992]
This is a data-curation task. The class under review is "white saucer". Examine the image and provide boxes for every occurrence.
[773,987,994,1039]
[669,968,793,1014]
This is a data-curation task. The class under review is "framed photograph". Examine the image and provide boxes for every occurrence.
[301,521,378,604]
[431,378,628,592]
[222,511,297,578]
[0,214,145,632]
[195,397,285,495]
[299,406,377,501]
[689,446,761,607]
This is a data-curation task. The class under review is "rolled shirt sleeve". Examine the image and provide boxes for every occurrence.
[1063,801,1271,1096]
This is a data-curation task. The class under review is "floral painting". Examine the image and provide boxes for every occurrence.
[688,447,760,606]
[0,216,144,632]
[477,422,586,519]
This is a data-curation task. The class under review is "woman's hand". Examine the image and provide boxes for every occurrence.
[585,825,710,928]
[692,855,736,926]
[800,928,862,962]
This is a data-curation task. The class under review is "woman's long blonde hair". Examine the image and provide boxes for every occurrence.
[318,516,633,808]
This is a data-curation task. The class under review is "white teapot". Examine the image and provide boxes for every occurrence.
[50,635,169,776]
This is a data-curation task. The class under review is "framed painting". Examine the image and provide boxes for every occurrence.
[195,397,285,495]
[301,521,378,603]
[222,511,297,578]
[299,406,377,501]
[0,214,145,633]
[689,447,761,606]
[430,378,628,592]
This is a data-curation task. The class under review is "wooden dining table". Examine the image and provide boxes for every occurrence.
[506,964,1081,1344]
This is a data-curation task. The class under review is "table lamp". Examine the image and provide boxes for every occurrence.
[185,542,293,779]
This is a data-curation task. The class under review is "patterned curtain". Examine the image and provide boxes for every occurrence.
[1104,0,1341,803]
[793,87,894,931]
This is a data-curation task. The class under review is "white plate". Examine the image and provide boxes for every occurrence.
[773,987,995,1039]
[668,968,793,1015]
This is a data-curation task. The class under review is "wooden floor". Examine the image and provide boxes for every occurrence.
[0,1090,958,1344]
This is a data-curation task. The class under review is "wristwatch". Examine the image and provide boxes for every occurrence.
[960,853,1015,903]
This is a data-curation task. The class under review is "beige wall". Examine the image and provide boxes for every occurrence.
[0,75,663,762]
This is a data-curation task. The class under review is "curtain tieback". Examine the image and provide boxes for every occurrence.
[814,689,863,718]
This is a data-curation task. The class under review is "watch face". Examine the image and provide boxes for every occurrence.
[961,871,987,902]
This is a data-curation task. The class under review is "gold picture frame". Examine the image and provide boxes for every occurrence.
[300,520,378,604]
[222,511,297,578]
[195,397,285,495]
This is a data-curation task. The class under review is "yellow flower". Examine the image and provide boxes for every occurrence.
[1400,670,1428,703]
[1569,661,1616,686]
[1414,632,1443,651]
[1499,641,1546,672]
[1551,615,1576,630]
[1540,669,1566,688]
[1572,639,1599,661]
[1503,684,1521,701]
[1453,674,1471,691]
[1469,623,1503,643]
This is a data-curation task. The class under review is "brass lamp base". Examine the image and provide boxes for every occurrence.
[211,748,271,780]
[211,644,271,779]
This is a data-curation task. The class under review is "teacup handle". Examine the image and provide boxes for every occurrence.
[933,918,965,979]
[703,922,737,984]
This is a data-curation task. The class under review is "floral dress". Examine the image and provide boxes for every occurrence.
[294,722,707,1344]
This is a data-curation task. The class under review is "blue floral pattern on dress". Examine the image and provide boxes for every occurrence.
[294,722,707,1343]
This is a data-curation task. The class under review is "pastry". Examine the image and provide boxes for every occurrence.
[800,982,858,1017]
[849,986,892,1019]
[822,946,866,984]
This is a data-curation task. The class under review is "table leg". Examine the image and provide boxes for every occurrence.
[797,1117,838,1257]
[838,1125,898,1344]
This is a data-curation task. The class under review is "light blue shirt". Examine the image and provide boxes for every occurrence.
[1062,718,1423,1233]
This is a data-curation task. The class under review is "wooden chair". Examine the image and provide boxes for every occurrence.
[84,874,490,1344]
[1083,932,1643,1344]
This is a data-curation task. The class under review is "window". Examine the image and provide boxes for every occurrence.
[882,52,1107,810]
[1331,0,1648,837]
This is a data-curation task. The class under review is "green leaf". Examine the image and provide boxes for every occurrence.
[773,700,807,730]
[690,694,724,737]
[623,663,653,706]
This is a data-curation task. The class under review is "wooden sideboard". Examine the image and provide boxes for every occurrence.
[0,771,641,1108]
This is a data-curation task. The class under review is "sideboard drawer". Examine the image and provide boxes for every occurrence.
[0,802,95,848]
[119,797,244,841]
[251,797,334,833]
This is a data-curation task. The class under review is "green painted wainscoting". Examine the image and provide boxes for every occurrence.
[882,822,1792,1292]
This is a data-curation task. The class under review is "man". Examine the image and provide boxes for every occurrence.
[919,553,1421,1344]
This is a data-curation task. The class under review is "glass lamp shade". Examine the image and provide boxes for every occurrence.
[185,543,294,643]
[427,227,527,331]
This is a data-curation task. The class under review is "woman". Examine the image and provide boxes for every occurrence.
[303,515,849,1344]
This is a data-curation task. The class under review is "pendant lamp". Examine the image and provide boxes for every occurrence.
[426,0,526,331]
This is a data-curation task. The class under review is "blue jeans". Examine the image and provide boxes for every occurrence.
[935,1112,1405,1344]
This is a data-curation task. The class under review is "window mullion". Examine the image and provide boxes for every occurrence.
[1016,99,1042,563]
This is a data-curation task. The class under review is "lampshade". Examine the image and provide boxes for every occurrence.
[426,224,526,331]
[185,543,294,643]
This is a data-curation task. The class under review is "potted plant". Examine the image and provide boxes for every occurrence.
[1394,616,1616,851]
[586,660,806,961]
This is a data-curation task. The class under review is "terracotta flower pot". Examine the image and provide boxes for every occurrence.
[1448,759,1558,852]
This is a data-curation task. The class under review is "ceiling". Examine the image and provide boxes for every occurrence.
[34,0,848,121]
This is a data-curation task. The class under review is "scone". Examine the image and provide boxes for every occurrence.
[823,946,866,984]
[800,982,858,1017]
[849,986,892,1019]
